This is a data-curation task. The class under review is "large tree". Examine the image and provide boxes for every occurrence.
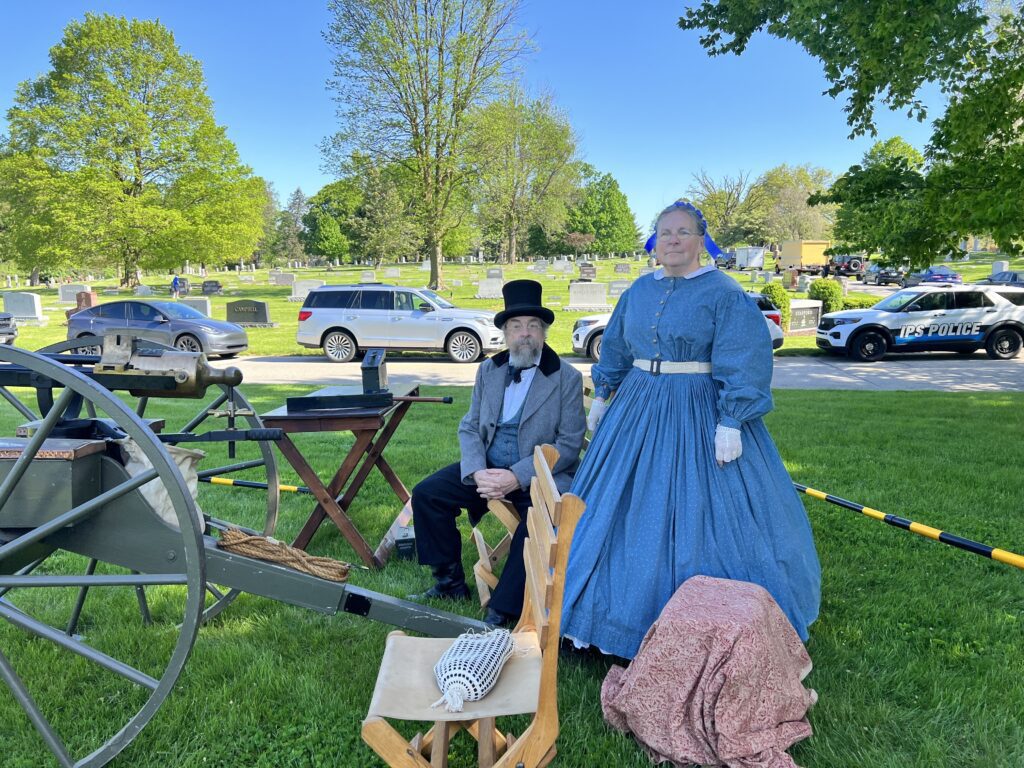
[0,14,264,285]
[323,0,529,287]
[468,90,578,263]
[754,164,835,245]
[685,169,767,247]
[301,179,361,263]
[562,170,638,254]
[809,138,957,268]
[271,188,309,265]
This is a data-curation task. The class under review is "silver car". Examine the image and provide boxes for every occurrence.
[296,284,505,362]
[67,300,248,358]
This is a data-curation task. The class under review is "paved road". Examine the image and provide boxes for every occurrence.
[214,352,1024,392]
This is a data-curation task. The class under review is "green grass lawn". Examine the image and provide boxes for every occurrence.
[2,385,1023,767]
[6,252,1021,360]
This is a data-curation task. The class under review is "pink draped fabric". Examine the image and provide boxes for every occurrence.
[601,576,817,768]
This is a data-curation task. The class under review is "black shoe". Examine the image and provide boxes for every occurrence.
[410,562,471,601]
[483,606,516,628]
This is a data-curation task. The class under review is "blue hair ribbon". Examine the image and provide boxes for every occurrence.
[645,201,723,259]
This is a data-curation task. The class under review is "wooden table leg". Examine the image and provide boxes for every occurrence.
[277,434,381,567]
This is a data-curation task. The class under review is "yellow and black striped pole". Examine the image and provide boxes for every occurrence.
[794,483,1024,571]
[201,477,313,495]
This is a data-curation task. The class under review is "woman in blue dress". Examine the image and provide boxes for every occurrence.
[562,201,821,660]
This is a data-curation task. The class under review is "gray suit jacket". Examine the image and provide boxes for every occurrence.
[458,344,585,494]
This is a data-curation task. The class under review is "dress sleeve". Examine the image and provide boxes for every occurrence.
[711,289,774,428]
[590,287,634,399]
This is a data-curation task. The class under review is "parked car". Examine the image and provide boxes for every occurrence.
[861,262,907,286]
[815,285,1024,361]
[67,300,248,357]
[572,291,784,361]
[829,254,867,277]
[974,270,1024,286]
[900,265,963,287]
[0,313,17,345]
[296,283,505,363]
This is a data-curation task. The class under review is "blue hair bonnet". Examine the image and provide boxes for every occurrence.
[644,200,723,259]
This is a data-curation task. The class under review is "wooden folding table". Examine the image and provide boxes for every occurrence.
[261,383,421,568]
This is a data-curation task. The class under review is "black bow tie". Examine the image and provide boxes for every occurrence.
[508,364,536,384]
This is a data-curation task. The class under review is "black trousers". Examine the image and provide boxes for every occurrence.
[411,462,531,616]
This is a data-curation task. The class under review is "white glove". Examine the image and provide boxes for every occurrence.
[587,399,608,432]
[715,425,742,466]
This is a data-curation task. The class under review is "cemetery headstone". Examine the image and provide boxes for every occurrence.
[639,266,657,277]
[451,279,463,287]
[614,263,631,274]
[475,277,504,299]
[567,282,611,311]
[202,280,224,295]
[486,267,504,279]
[3,292,45,324]
[289,279,325,302]
[578,263,597,281]
[360,271,376,282]
[181,297,211,316]
[385,267,401,278]
[608,279,632,298]
[226,299,276,327]
[59,284,90,304]
[75,291,98,311]
[134,285,153,296]
[789,299,823,332]
[240,275,254,283]
[993,260,1010,274]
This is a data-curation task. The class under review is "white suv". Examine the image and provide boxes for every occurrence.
[296,284,505,363]
[816,285,1024,361]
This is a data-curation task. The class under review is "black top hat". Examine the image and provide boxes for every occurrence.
[493,279,555,328]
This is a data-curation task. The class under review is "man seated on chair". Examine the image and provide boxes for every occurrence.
[411,279,585,627]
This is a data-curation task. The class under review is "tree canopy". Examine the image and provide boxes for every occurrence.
[678,0,987,137]
[0,14,265,284]
[562,170,638,254]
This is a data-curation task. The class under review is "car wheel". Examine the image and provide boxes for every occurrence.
[174,334,203,354]
[76,334,102,356]
[985,327,1023,360]
[446,330,481,363]
[899,279,909,288]
[587,332,603,362]
[322,330,357,363]
[219,352,239,359]
[849,330,887,362]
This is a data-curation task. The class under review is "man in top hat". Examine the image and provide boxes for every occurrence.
[411,279,586,627]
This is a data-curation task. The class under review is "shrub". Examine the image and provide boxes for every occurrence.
[842,295,880,310]
[808,278,845,314]
[760,282,791,330]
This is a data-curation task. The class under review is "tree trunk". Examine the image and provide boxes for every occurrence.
[29,267,40,287]
[428,235,444,290]
[507,229,518,265]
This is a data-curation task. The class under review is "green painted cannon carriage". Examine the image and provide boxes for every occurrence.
[0,337,483,767]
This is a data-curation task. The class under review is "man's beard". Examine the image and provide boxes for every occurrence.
[508,336,541,368]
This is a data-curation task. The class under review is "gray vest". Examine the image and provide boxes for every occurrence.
[485,398,524,469]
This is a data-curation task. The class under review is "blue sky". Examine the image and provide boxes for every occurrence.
[0,1,942,233]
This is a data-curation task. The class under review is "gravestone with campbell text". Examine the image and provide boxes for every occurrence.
[226,299,276,327]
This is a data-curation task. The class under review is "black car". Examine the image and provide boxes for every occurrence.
[862,263,907,286]
[974,270,1024,286]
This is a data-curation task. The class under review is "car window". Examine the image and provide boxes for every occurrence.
[418,288,455,309]
[393,291,416,312]
[907,292,950,312]
[954,292,993,309]
[359,290,392,311]
[996,291,1024,307]
[129,303,163,321]
[874,292,921,312]
[305,290,359,309]
[95,302,128,320]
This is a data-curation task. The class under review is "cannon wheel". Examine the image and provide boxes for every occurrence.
[36,338,280,623]
[0,344,204,767]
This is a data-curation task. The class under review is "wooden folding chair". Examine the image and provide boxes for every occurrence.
[470,445,558,608]
[362,445,586,768]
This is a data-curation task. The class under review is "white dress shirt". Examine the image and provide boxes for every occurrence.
[501,354,541,422]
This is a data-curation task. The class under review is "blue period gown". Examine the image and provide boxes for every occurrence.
[562,266,821,659]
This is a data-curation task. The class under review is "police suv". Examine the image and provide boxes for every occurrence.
[816,285,1024,362]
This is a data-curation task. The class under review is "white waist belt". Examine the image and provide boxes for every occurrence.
[633,359,711,375]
